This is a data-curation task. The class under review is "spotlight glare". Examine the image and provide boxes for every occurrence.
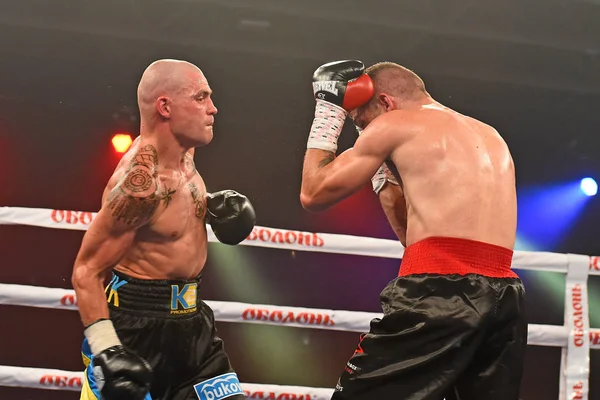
[580,177,597,197]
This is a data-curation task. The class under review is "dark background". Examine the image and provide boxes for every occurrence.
[0,0,599,399]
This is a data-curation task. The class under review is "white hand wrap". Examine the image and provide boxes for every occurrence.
[84,319,122,355]
[307,100,348,153]
[372,163,400,195]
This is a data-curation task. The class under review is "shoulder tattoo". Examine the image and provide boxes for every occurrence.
[107,145,162,226]
[131,144,159,169]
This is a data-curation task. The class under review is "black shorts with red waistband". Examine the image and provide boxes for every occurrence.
[331,237,527,400]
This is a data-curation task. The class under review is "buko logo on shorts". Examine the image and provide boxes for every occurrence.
[193,373,244,400]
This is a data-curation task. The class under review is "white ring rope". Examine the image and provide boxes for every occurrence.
[2,206,599,274]
[0,206,597,399]
[0,365,335,400]
[1,282,597,348]
[0,282,598,349]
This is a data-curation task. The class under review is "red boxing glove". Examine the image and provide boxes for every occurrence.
[312,60,374,111]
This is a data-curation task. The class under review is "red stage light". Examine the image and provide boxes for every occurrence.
[111,133,133,153]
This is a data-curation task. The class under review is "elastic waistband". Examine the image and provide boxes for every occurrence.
[399,237,517,278]
[105,271,202,316]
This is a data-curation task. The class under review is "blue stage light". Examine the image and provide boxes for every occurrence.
[580,178,598,197]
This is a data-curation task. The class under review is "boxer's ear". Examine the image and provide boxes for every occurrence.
[378,93,395,111]
[156,96,171,119]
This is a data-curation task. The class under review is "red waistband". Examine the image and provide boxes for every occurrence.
[399,237,517,278]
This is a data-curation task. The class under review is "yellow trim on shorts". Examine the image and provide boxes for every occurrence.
[81,352,91,368]
[80,369,100,400]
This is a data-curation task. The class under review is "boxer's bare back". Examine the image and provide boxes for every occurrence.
[354,103,517,249]
[301,62,517,251]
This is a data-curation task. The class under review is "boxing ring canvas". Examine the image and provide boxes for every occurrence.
[0,207,596,399]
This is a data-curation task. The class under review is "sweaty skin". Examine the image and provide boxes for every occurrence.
[301,69,516,251]
[72,59,218,326]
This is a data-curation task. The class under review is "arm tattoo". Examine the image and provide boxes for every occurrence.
[318,152,335,168]
[188,182,206,219]
[106,144,161,226]
[107,189,160,225]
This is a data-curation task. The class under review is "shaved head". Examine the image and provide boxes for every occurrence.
[135,59,217,147]
[137,59,205,120]
[365,62,427,101]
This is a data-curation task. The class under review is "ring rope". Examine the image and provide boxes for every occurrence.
[0,365,334,400]
[1,207,599,274]
[0,283,598,349]
[0,206,596,399]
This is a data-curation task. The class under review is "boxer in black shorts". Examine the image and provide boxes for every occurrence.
[72,59,255,400]
[299,60,526,399]
[333,237,526,400]
[80,273,244,400]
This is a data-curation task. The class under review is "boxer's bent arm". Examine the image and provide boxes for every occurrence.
[378,183,408,246]
[71,210,139,326]
[301,116,398,212]
[72,166,160,326]
[301,146,386,212]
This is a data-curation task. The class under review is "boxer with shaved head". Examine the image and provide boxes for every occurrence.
[72,59,255,400]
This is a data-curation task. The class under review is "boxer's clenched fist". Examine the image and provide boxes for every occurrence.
[85,319,152,400]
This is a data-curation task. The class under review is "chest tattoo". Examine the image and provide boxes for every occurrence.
[161,187,177,208]
[188,182,206,219]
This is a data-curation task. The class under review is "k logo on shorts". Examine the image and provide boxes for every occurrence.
[170,283,198,315]
[105,274,128,307]
[193,373,244,400]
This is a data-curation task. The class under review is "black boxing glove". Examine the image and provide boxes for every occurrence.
[308,60,374,153]
[206,190,256,245]
[85,320,152,400]
[312,60,374,111]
